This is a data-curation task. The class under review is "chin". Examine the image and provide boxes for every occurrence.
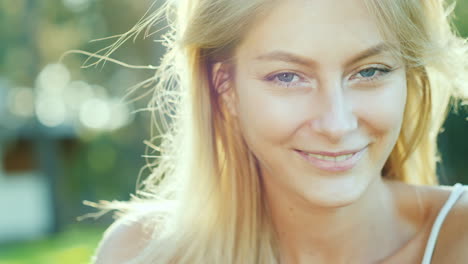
[300,172,374,209]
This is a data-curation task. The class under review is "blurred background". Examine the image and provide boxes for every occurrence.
[0,0,467,263]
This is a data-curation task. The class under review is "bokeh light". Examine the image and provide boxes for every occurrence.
[79,98,110,130]
[7,87,35,118]
[64,80,94,113]
[35,95,67,127]
[36,63,71,95]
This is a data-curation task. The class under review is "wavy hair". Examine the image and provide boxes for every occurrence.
[91,0,468,263]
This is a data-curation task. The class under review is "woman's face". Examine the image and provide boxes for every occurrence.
[226,0,407,206]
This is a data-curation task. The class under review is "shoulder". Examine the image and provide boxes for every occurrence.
[93,210,159,264]
[421,184,468,263]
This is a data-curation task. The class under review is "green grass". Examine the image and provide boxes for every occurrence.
[0,225,105,264]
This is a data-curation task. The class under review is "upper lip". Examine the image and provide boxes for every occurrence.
[296,146,367,157]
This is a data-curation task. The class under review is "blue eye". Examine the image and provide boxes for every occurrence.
[354,67,392,81]
[277,72,296,83]
[266,72,305,88]
[359,68,377,78]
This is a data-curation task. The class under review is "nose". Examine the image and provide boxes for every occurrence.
[310,86,358,142]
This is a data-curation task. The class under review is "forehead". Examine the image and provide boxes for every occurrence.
[235,0,388,64]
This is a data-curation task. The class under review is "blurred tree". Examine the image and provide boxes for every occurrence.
[0,0,162,231]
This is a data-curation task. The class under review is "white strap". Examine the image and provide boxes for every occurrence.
[421,183,465,264]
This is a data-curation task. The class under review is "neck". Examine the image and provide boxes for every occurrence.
[263,176,415,264]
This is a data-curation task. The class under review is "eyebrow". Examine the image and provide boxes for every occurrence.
[254,42,392,67]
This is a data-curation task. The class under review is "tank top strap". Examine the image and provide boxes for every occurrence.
[421,183,465,264]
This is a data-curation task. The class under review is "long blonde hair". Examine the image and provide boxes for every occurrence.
[93,0,468,263]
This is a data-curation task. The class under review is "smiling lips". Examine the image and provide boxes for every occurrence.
[295,146,367,172]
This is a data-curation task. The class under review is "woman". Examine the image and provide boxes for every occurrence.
[93,0,468,263]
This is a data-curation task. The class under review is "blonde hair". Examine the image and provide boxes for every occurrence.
[92,0,468,263]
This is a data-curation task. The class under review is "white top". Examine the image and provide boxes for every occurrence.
[421,183,465,264]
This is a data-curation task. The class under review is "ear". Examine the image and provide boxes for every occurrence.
[211,62,238,116]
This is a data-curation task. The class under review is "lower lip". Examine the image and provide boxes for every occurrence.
[295,147,367,172]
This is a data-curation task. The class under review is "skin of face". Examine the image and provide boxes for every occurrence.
[218,0,407,209]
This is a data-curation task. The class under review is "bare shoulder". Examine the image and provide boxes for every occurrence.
[93,210,158,264]
[419,183,468,263]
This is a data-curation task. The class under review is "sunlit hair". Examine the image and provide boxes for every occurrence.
[91,0,468,263]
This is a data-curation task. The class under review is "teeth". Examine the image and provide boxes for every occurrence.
[306,152,353,162]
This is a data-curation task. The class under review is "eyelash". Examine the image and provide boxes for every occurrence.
[265,72,309,88]
[351,67,393,82]
[265,67,393,88]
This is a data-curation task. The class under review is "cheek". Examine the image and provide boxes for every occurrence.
[234,80,299,147]
[355,78,407,132]
[233,71,407,150]
[353,81,407,164]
